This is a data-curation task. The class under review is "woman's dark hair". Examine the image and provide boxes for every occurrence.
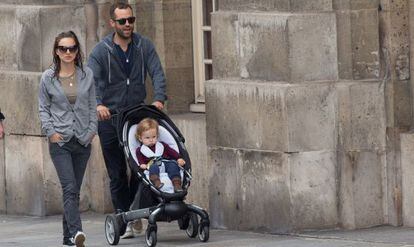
[52,30,84,78]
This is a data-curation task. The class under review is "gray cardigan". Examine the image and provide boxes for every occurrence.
[38,67,98,146]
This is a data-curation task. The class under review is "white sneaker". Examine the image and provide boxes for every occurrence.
[120,223,134,239]
[132,219,143,234]
[71,231,85,247]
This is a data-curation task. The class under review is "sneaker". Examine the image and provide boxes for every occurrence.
[63,237,75,246]
[71,231,85,247]
[120,222,134,239]
[132,219,143,234]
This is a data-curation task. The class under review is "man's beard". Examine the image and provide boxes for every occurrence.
[115,27,133,40]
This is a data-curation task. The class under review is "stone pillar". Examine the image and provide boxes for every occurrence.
[207,0,387,232]
[378,0,411,226]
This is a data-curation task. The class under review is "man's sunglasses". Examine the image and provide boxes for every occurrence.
[114,16,136,25]
[57,45,78,53]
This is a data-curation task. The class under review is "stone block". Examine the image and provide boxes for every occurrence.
[209,147,292,232]
[206,79,288,151]
[165,67,195,114]
[211,12,239,79]
[337,81,386,151]
[288,13,338,82]
[385,127,404,226]
[0,139,5,213]
[380,0,407,11]
[235,12,337,82]
[5,135,46,216]
[333,0,380,10]
[379,1,409,81]
[238,13,290,81]
[401,133,414,226]
[336,9,380,80]
[286,83,337,152]
[239,150,291,233]
[0,6,18,71]
[40,5,86,71]
[172,114,209,210]
[289,151,338,229]
[393,80,412,128]
[5,135,90,216]
[208,147,241,229]
[338,151,384,229]
[164,41,193,68]
[336,11,353,79]
[351,10,380,79]
[0,72,42,136]
[16,7,42,72]
[217,0,290,11]
[290,0,333,11]
[0,5,87,72]
[206,80,338,152]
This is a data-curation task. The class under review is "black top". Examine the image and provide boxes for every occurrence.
[0,111,4,120]
[114,41,134,77]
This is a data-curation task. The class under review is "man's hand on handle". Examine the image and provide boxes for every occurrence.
[152,101,164,111]
[97,105,111,121]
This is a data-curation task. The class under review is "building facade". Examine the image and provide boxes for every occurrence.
[0,0,414,233]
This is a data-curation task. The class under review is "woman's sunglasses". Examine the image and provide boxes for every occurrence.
[114,16,136,25]
[57,45,78,54]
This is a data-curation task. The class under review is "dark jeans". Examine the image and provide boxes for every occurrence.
[49,137,91,238]
[98,120,138,212]
[149,160,181,180]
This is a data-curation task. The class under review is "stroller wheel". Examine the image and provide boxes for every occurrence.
[185,213,199,238]
[105,214,120,245]
[198,224,210,242]
[145,228,157,247]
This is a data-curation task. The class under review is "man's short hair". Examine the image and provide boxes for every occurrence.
[110,1,133,20]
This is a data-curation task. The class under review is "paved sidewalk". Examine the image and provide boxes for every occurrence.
[1,212,414,247]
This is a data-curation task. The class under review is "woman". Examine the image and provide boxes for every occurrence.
[38,31,97,247]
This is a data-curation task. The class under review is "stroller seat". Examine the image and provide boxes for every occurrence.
[128,124,183,193]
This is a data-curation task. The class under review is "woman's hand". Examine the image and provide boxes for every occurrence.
[177,158,186,167]
[49,133,63,143]
[140,164,148,170]
[89,133,96,143]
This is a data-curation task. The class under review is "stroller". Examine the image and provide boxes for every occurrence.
[104,105,210,247]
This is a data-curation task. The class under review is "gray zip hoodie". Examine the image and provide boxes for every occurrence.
[87,32,167,110]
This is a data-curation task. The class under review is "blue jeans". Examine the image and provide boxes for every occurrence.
[149,160,181,180]
[49,137,91,238]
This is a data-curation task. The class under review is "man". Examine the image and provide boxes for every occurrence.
[0,108,4,139]
[88,2,167,238]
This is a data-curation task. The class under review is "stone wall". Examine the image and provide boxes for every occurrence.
[0,0,197,216]
[205,0,412,232]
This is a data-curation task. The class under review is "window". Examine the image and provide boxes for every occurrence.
[191,0,217,112]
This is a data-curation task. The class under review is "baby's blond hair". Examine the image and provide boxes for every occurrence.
[135,118,159,141]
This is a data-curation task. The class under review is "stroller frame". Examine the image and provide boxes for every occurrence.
[104,105,210,247]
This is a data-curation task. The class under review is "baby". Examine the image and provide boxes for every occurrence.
[135,118,185,192]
